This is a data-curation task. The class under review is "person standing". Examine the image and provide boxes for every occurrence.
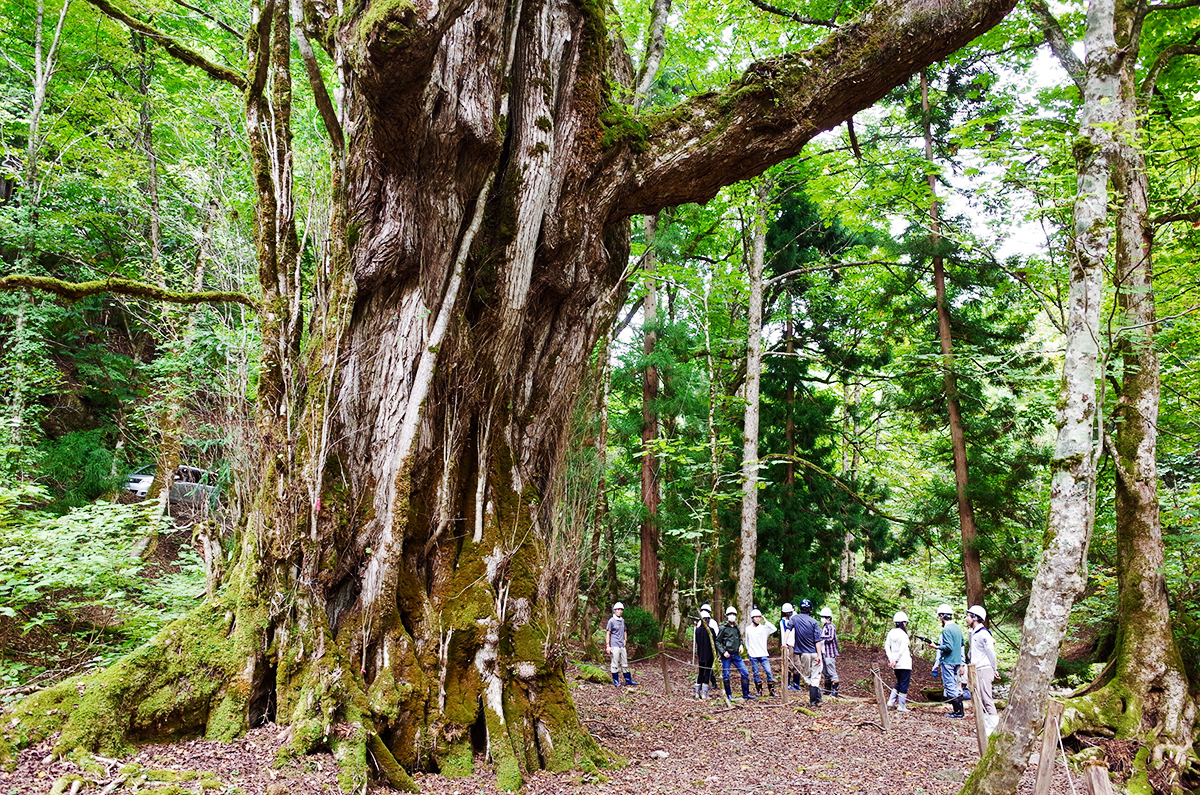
[885,611,913,711]
[928,604,965,718]
[744,609,777,697]
[693,605,719,699]
[717,606,756,700]
[818,607,841,698]
[606,602,638,687]
[965,605,999,736]
[788,599,823,706]
[780,603,800,690]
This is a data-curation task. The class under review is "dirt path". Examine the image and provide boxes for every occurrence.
[0,644,1074,794]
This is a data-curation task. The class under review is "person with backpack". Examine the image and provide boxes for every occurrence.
[885,611,913,711]
[818,607,841,698]
[717,606,756,700]
[966,605,999,736]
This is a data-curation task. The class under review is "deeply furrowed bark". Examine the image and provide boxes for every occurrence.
[3,0,1019,787]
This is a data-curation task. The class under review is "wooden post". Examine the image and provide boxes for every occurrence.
[1082,759,1114,795]
[967,665,987,755]
[660,642,670,695]
[872,670,891,731]
[780,643,788,704]
[1033,699,1064,795]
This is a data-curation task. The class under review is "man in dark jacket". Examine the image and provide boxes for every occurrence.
[788,599,823,706]
[716,606,755,700]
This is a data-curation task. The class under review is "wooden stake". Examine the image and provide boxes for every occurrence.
[872,670,891,731]
[780,643,788,704]
[967,665,987,755]
[1082,759,1114,795]
[1033,699,1064,795]
[660,642,671,695]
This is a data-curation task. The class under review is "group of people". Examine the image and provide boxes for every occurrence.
[604,599,1000,735]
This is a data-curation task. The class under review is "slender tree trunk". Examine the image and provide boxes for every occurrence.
[736,181,769,618]
[921,70,983,610]
[959,0,1118,789]
[640,214,662,619]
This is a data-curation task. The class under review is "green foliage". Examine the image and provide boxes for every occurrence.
[620,606,660,648]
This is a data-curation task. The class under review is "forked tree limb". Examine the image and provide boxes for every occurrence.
[0,274,259,308]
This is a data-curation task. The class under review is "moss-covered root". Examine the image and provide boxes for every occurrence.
[367,733,419,792]
[1,599,260,760]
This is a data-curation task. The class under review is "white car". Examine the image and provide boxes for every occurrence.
[125,465,220,507]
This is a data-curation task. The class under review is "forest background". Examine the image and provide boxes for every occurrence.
[1,0,1199,791]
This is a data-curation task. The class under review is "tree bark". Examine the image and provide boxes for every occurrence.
[7,0,1020,785]
[736,181,769,619]
[959,0,1119,790]
[641,214,663,620]
[921,70,983,610]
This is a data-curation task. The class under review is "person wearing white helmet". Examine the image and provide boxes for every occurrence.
[965,605,999,736]
[780,602,800,690]
[693,604,720,699]
[885,611,913,711]
[605,602,637,687]
[744,608,777,697]
[926,604,965,718]
[716,606,756,700]
[818,607,841,698]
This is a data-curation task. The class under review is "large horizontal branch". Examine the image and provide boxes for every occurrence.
[746,0,839,28]
[83,0,247,90]
[0,274,259,308]
[612,0,1016,216]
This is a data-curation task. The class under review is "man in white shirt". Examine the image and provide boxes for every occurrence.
[744,608,777,697]
[966,605,999,736]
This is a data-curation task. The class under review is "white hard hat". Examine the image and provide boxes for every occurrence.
[967,605,987,622]
[819,607,833,618]
[894,611,909,623]
[725,606,737,615]
[613,602,624,610]
[700,603,711,612]
[700,609,711,619]
[781,602,794,613]
[750,609,762,618]
[937,604,954,617]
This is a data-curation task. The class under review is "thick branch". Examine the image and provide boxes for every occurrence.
[1141,42,1200,97]
[1153,208,1200,226]
[290,0,343,151]
[1146,0,1200,11]
[169,0,242,38]
[83,0,247,89]
[614,0,1016,216]
[0,274,259,308]
[1027,0,1085,90]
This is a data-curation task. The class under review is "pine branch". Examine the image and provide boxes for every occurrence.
[760,453,916,525]
[0,274,259,308]
[83,0,247,90]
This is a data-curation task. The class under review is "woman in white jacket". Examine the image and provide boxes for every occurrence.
[885,611,913,711]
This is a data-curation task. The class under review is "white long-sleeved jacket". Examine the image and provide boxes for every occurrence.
[744,620,776,657]
[885,627,912,670]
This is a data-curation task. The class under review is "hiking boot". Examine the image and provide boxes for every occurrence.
[768,682,777,697]
[623,672,639,687]
[611,672,620,687]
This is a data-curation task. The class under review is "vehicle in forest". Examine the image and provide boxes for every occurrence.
[124,465,220,508]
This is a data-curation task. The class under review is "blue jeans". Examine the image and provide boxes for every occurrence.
[722,654,751,683]
[749,656,774,684]
[940,662,961,699]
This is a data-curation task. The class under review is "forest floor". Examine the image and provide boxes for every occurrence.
[0,643,1076,795]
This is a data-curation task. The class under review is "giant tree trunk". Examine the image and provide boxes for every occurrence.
[5,0,1018,786]
[959,0,1119,790]
[641,214,663,619]
[1059,10,1196,780]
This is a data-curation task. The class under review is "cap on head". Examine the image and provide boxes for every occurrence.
[750,609,762,618]
[819,607,833,618]
[967,605,987,622]
[937,603,954,618]
[781,602,794,614]
[799,598,813,612]
[613,601,624,611]
[725,606,738,616]
[893,611,909,624]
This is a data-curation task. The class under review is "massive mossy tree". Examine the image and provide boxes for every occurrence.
[2,0,1015,788]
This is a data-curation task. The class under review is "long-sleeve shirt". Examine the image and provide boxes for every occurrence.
[780,614,795,649]
[744,620,776,657]
[819,621,840,658]
[968,625,998,670]
[885,628,912,670]
[716,622,743,656]
[789,613,821,654]
[938,621,964,666]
